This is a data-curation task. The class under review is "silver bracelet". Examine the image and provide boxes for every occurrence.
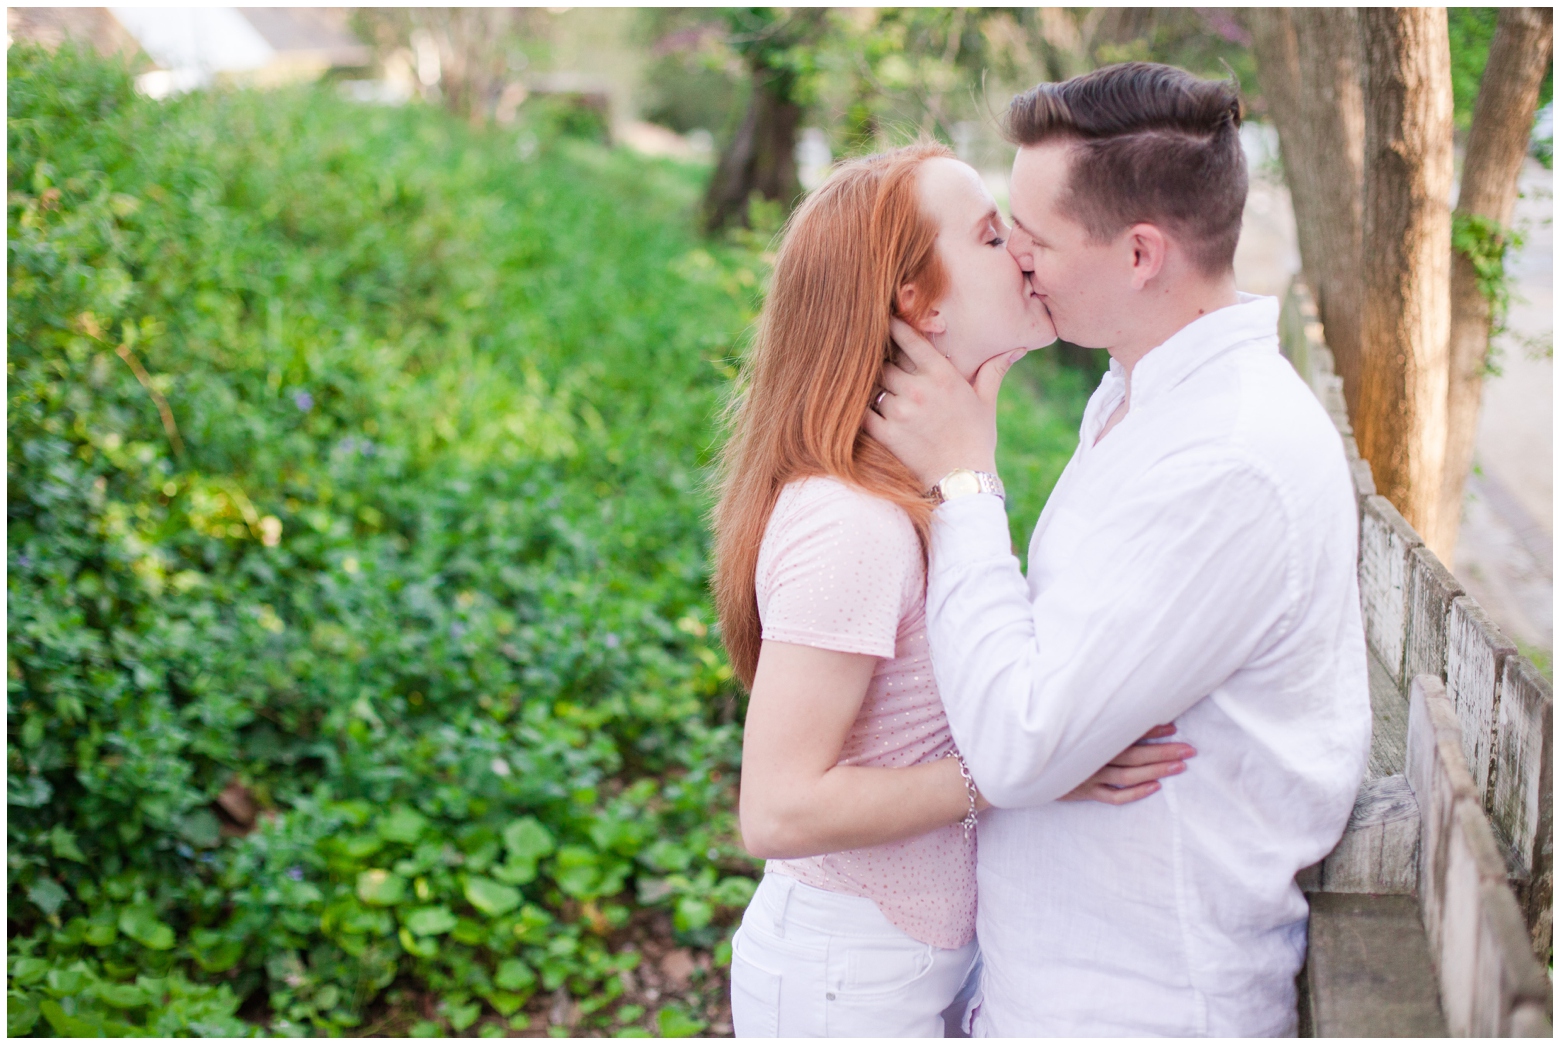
[948,750,980,835]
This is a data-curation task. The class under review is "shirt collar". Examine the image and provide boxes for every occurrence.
[1125,293,1280,411]
[1081,294,1279,445]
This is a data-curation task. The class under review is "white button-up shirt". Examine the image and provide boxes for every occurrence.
[927,295,1371,1036]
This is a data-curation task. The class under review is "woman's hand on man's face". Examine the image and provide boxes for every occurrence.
[1059,723,1196,805]
[862,318,1026,490]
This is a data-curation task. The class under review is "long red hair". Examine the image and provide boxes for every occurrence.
[712,142,954,689]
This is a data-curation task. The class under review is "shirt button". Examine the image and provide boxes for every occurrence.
[827,993,836,1001]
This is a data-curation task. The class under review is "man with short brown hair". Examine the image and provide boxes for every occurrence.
[866,63,1371,1035]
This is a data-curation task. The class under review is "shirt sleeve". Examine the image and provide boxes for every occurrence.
[760,482,919,660]
[924,453,1296,808]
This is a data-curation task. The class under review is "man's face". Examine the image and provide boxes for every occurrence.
[1006,142,1131,350]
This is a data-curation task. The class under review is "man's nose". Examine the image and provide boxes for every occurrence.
[1007,227,1035,268]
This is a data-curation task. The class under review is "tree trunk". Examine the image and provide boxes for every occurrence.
[1357,8,1456,543]
[1248,8,1368,418]
[703,66,802,234]
[1436,7,1553,559]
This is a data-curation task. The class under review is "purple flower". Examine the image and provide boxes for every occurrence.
[293,391,314,412]
[287,865,305,881]
[604,633,620,649]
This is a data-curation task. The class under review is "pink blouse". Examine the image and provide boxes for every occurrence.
[755,476,977,949]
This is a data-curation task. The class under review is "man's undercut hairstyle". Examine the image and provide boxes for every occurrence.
[1005,62,1246,275]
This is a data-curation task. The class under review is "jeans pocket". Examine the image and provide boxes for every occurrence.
[843,941,935,995]
[729,926,783,1037]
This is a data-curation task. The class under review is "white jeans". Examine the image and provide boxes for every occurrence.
[729,873,980,1038]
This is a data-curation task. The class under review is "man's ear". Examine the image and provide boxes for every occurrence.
[1125,224,1168,289]
[896,283,947,335]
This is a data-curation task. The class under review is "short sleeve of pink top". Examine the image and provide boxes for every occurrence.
[756,476,976,950]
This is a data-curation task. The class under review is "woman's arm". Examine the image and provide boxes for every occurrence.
[740,640,976,860]
[739,640,1193,860]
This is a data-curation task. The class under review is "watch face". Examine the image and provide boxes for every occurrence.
[942,470,981,498]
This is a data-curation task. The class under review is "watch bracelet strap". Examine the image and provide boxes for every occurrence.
[932,469,1005,504]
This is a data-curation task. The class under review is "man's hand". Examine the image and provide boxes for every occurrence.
[1061,724,1194,805]
[862,319,1027,489]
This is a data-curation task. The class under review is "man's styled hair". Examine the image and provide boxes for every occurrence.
[1005,62,1246,275]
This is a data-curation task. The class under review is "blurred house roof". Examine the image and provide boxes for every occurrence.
[9,7,369,95]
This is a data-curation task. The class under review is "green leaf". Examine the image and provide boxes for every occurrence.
[445,999,481,1032]
[177,808,223,849]
[27,878,68,916]
[84,920,118,947]
[552,845,602,898]
[639,839,691,873]
[7,774,51,808]
[49,825,88,863]
[10,957,51,987]
[656,1005,708,1038]
[484,989,526,1017]
[712,875,757,908]
[490,858,539,886]
[502,817,555,863]
[379,806,430,844]
[463,876,521,918]
[7,993,40,1036]
[404,906,457,936]
[356,868,408,907]
[96,981,150,1008]
[398,926,440,958]
[673,896,713,933]
[410,1019,443,1037]
[190,929,243,973]
[494,958,536,993]
[118,905,176,950]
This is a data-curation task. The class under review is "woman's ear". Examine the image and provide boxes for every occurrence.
[895,283,946,335]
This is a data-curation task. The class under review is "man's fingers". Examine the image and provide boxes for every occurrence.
[1138,723,1178,742]
[888,318,948,374]
[1109,742,1196,768]
[972,348,1027,405]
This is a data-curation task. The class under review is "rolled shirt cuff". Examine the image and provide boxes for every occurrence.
[929,493,1014,575]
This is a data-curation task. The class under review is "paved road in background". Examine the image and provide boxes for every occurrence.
[1452,160,1552,661]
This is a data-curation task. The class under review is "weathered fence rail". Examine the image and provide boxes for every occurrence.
[1280,281,1552,1037]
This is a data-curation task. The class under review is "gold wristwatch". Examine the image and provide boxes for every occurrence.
[930,468,1005,505]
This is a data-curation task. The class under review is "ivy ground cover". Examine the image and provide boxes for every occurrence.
[7,44,1090,1037]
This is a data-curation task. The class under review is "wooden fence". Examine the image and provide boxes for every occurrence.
[1281,282,1552,1037]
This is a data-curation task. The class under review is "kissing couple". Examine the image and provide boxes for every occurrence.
[711,62,1372,1037]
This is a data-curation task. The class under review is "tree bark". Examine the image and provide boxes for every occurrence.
[1248,8,1368,417]
[1436,7,1553,558]
[1357,8,1456,543]
[702,66,802,233]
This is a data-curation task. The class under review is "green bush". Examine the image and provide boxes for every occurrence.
[8,43,1087,1037]
[8,43,759,1036]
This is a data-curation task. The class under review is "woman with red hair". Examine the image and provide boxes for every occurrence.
[711,143,1194,1037]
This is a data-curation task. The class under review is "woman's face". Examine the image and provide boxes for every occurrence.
[907,157,1057,381]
